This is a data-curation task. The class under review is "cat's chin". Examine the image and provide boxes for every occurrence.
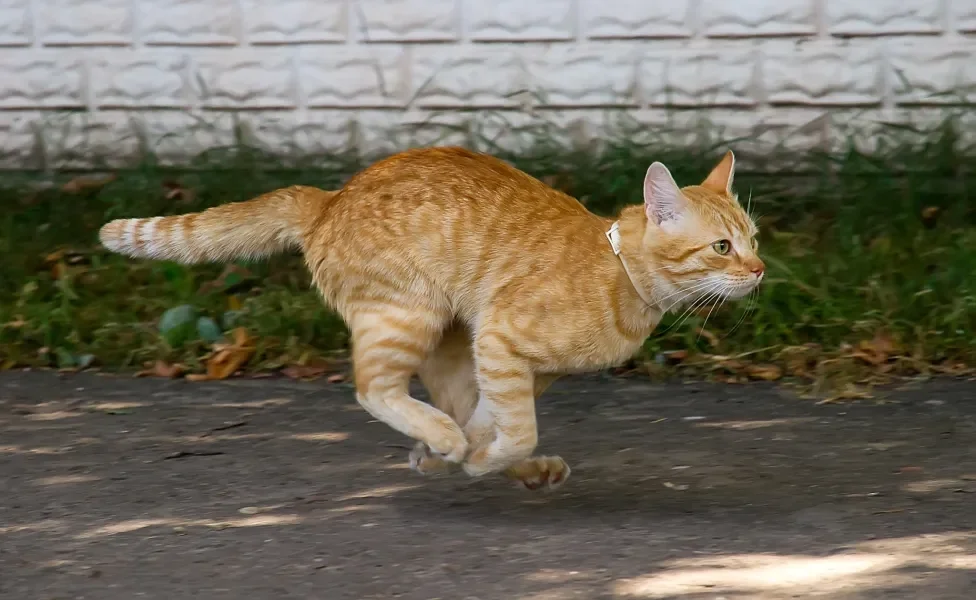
[727,282,761,299]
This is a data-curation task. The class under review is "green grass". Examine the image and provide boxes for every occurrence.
[1,118,975,381]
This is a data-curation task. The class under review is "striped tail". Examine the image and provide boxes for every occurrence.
[98,185,335,264]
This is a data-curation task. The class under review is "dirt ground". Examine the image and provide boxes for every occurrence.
[1,371,975,600]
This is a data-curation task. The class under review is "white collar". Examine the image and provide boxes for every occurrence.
[606,221,655,307]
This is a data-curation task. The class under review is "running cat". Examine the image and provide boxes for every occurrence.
[99,147,763,490]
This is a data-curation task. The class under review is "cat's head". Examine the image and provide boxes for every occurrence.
[640,151,764,308]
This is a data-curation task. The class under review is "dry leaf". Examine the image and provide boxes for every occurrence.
[204,327,255,380]
[327,373,346,384]
[745,364,783,381]
[61,174,116,194]
[852,332,898,366]
[136,360,184,378]
[185,373,211,382]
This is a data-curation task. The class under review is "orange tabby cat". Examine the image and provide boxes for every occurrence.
[99,147,763,490]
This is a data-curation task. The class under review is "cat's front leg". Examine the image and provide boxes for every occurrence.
[460,330,538,477]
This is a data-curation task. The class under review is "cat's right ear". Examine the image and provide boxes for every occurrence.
[643,162,686,225]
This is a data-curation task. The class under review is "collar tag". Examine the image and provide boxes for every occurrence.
[605,221,622,256]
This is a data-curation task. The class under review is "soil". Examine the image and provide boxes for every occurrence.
[1,371,975,599]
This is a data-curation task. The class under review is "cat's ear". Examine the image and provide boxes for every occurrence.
[701,150,735,195]
[644,162,687,225]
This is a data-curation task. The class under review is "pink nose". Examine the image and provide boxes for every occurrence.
[751,263,765,278]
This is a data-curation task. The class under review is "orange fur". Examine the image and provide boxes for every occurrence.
[99,147,763,489]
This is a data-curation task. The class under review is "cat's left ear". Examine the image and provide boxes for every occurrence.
[701,150,735,195]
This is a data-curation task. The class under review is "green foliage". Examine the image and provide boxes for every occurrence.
[1,118,974,373]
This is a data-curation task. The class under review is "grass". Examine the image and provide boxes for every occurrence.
[1,117,975,390]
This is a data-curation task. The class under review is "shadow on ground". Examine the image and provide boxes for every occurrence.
[1,372,975,599]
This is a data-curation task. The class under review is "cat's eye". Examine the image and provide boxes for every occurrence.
[712,239,732,255]
[751,238,759,250]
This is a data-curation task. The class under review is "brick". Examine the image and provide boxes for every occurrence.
[352,110,465,154]
[763,42,882,106]
[889,45,976,105]
[241,0,346,44]
[141,0,239,46]
[211,112,352,154]
[642,49,758,107]
[41,112,142,168]
[298,47,405,108]
[827,0,942,36]
[92,52,193,109]
[0,112,40,168]
[525,45,640,107]
[354,0,458,42]
[582,0,692,39]
[41,0,132,45]
[701,0,816,37]
[0,0,31,46]
[194,50,296,109]
[139,112,237,163]
[956,0,976,33]
[0,52,85,108]
[466,0,574,41]
[411,47,525,108]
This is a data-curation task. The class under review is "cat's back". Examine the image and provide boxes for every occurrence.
[325,146,590,224]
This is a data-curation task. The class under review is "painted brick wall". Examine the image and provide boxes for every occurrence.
[1,0,974,168]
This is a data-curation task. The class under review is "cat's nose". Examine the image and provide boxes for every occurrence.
[750,261,765,278]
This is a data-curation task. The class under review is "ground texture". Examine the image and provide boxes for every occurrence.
[1,372,975,599]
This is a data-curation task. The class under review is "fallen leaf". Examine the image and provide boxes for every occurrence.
[852,332,898,366]
[745,364,783,381]
[327,373,346,384]
[136,360,184,378]
[185,373,211,382]
[204,327,255,380]
[61,174,116,194]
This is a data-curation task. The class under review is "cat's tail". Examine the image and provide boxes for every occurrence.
[99,185,335,264]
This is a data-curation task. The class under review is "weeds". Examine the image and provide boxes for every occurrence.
[1,117,974,393]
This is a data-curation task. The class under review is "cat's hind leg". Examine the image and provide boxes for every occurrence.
[348,304,468,464]
[412,324,478,475]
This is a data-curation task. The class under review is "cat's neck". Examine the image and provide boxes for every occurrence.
[610,206,670,320]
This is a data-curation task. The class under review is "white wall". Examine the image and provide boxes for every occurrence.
[1,0,974,168]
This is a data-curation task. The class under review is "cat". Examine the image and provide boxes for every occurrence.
[99,147,763,491]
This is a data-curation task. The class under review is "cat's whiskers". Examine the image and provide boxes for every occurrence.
[655,278,714,309]
[726,289,759,337]
[696,283,731,344]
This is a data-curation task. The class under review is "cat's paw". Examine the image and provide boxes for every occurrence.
[503,455,571,491]
[408,442,455,476]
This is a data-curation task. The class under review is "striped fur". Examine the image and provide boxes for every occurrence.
[99,185,333,263]
[99,147,762,490]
